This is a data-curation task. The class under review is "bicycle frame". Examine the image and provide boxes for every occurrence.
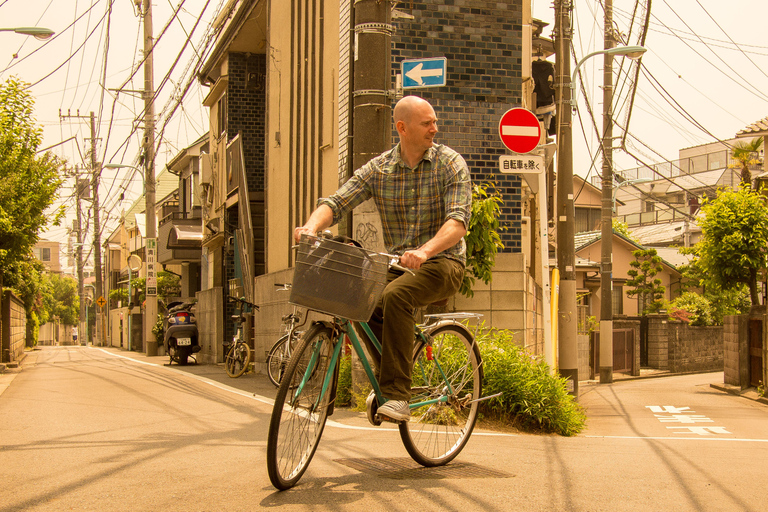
[291,317,454,413]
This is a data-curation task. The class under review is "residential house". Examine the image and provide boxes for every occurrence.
[103,168,178,350]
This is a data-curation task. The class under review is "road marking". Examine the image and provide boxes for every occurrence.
[92,347,514,436]
[586,435,768,443]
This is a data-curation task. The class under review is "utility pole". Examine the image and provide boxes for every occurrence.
[74,165,86,344]
[554,0,579,395]
[348,0,392,388]
[89,112,105,347]
[142,0,158,356]
[599,0,615,383]
[59,110,104,346]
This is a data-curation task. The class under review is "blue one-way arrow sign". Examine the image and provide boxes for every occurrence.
[401,57,447,89]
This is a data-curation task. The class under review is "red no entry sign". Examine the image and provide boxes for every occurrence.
[498,107,541,154]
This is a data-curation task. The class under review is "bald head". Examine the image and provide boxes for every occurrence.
[394,95,433,125]
[393,96,438,166]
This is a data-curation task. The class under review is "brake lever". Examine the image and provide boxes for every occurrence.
[389,258,416,276]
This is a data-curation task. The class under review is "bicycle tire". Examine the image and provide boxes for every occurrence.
[266,333,294,387]
[266,323,336,490]
[399,323,483,467]
[225,341,251,378]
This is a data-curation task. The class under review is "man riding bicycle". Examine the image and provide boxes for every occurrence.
[294,95,472,423]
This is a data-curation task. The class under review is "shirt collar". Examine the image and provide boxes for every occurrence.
[392,143,438,168]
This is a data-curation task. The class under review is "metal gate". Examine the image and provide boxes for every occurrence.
[590,328,635,377]
[748,319,763,388]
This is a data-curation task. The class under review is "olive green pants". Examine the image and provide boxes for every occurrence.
[367,256,465,401]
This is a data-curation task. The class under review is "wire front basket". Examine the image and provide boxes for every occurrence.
[290,235,389,322]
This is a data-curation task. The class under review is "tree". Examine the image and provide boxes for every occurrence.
[673,247,750,325]
[3,256,48,346]
[41,274,80,326]
[697,187,768,305]
[460,183,505,298]
[731,137,763,188]
[625,248,666,314]
[0,77,64,287]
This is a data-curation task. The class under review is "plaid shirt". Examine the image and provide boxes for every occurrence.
[319,143,471,264]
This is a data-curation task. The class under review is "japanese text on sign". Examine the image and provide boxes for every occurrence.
[498,154,545,175]
[146,238,157,296]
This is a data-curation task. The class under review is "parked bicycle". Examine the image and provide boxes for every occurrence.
[225,296,259,378]
[265,283,306,387]
[266,234,492,490]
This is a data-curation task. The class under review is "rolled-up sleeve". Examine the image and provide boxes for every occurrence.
[318,163,375,225]
[443,153,472,230]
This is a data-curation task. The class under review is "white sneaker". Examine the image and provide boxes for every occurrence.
[376,399,410,423]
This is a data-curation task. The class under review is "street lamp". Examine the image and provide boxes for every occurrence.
[557,41,647,392]
[104,163,145,184]
[105,162,157,356]
[0,27,55,40]
[570,46,647,107]
[573,44,646,384]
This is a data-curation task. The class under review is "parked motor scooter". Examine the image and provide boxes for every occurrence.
[164,300,200,365]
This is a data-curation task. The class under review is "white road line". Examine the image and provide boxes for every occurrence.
[586,435,768,443]
[92,346,515,436]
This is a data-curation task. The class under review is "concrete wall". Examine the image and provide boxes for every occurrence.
[723,314,751,389]
[2,291,26,362]
[107,308,142,350]
[196,287,224,364]
[454,251,544,355]
[667,322,724,373]
[647,315,669,370]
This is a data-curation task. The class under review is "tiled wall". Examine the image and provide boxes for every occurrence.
[392,0,525,252]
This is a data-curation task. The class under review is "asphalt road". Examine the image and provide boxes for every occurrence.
[1,345,766,512]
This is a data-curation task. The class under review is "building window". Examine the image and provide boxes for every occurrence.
[575,207,600,233]
[612,284,623,315]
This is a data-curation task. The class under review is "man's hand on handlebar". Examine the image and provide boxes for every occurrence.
[400,248,428,270]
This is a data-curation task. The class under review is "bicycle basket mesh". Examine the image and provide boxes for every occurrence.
[290,235,389,321]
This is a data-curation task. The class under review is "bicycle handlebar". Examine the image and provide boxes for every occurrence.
[228,295,260,310]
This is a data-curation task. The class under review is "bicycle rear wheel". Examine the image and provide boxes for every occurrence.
[266,323,336,490]
[225,342,250,378]
[266,334,294,387]
[399,323,482,467]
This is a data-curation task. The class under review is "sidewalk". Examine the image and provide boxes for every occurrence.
[709,381,768,406]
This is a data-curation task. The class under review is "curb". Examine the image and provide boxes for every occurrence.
[710,382,768,406]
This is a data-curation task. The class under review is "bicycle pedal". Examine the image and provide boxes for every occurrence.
[375,413,405,425]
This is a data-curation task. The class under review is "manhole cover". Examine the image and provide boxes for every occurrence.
[334,457,513,480]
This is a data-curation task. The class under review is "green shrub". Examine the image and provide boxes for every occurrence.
[335,327,586,436]
[476,328,586,436]
[669,292,713,326]
[336,353,353,407]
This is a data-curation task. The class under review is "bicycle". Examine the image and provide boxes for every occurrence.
[265,283,306,387]
[225,296,259,378]
[266,234,493,490]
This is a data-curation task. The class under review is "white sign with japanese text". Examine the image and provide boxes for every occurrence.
[146,238,157,296]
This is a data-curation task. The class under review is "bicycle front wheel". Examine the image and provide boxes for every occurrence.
[266,324,336,490]
[266,334,292,387]
[225,342,250,378]
[400,323,483,467]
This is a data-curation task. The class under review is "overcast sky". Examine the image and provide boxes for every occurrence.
[3,0,768,270]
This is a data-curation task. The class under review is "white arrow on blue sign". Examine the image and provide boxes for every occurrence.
[401,57,447,89]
